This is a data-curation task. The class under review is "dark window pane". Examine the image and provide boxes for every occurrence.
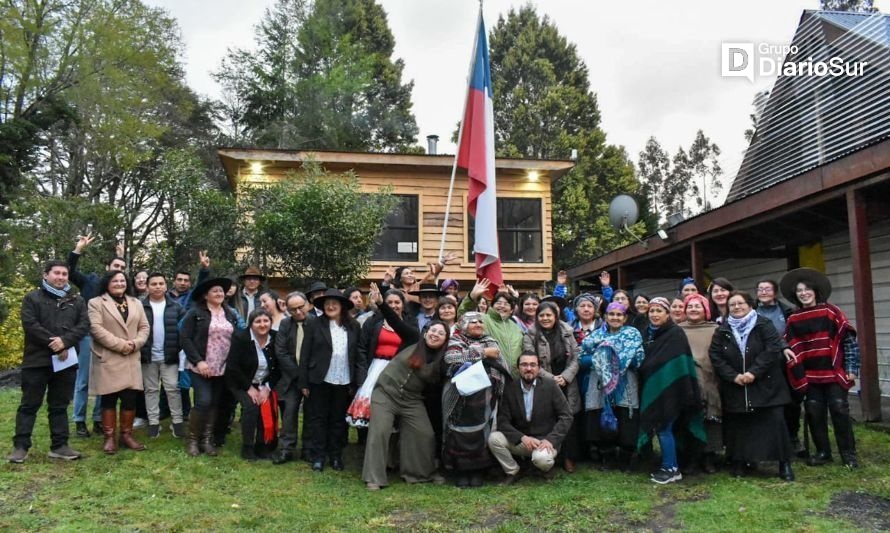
[468,198,542,263]
[374,195,419,261]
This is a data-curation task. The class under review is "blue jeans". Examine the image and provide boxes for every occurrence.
[72,335,102,422]
[657,420,678,470]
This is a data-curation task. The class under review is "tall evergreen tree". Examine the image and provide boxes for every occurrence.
[819,0,878,12]
[216,0,419,151]
[488,6,646,269]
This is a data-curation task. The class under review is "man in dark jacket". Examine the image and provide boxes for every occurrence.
[141,273,186,439]
[488,353,573,484]
[271,291,313,464]
[67,233,127,437]
[10,261,90,463]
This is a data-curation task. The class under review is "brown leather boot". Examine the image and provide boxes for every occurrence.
[202,409,218,457]
[101,409,118,455]
[119,410,146,451]
[186,410,204,457]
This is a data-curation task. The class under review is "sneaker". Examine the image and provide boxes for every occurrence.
[48,445,83,460]
[650,467,682,485]
[75,421,91,438]
[8,448,28,463]
[147,424,160,438]
[170,422,185,439]
[133,417,148,429]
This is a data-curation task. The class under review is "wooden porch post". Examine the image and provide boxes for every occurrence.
[617,266,627,290]
[846,189,881,422]
[690,241,704,285]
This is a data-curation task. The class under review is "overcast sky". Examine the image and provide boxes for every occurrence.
[144,0,844,201]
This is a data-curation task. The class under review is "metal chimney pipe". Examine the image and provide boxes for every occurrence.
[426,134,439,155]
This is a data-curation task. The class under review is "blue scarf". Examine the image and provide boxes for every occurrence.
[42,279,72,299]
[727,309,758,354]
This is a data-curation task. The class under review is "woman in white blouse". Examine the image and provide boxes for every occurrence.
[298,289,362,472]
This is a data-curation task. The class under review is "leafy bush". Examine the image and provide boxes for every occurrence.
[0,283,29,370]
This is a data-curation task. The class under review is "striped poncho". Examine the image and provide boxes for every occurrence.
[785,303,855,391]
[637,322,706,450]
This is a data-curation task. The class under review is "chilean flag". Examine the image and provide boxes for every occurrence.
[457,14,503,295]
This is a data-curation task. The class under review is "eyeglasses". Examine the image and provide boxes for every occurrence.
[465,319,483,325]
[756,287,774,293]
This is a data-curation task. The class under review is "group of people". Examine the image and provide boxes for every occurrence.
[9,237,862,491]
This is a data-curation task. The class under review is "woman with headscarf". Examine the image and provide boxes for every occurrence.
[709,290,794,481]
[363,295,450,490]
[678,277,699,299]
[88,271,150,454]
[707,278,735,324]
[298,289,361,472]
[180,277,239,457]
[678,293,721,474]
[580,301,645,470]
[522,301,582,472]
[224,309,280,460]
[782,268,860,468]
[638,297,706,484]
[442,311,511,488]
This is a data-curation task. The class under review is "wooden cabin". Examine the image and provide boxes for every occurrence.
[218,148,574,292]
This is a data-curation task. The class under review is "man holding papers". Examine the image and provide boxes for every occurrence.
[9,260,90,463]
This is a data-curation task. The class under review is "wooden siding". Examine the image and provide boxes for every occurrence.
[629,226,890,398]
[237,164,554,288]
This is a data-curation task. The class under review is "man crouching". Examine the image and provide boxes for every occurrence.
[488,352,573,484]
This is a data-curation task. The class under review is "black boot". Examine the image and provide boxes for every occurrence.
[241,444,258,461]
[779,462,795,482]
[702,452,718,474]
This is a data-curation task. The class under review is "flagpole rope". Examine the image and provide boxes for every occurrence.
[438,4,483,264]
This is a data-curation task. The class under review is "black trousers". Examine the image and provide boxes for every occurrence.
[306,383,350,461]
[232,389,260,446]
[14,366,76,450]
[278,387,308,454]
[806,382,856,456]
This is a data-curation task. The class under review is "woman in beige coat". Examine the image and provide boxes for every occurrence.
[89,271,149,454]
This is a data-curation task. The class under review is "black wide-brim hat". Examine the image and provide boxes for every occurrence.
[541,294,567,310]
[408,283,443,297]
[780,268,831,303]
[313,288,354,311]
[191,277,234,302]
[306,281,328,296]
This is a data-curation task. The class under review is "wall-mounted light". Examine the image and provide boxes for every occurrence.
[527,170,540,181]
[249,161,264,174]
[657,229,669,241]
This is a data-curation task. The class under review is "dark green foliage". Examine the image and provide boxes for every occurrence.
[247,161,397,287]
[488,6,646,269]
[216,0,419,152]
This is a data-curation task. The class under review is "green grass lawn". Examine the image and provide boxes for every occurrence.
[0,387,888,532]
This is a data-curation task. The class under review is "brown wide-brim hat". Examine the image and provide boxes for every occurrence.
[313,288,354,311]
[191,277,234,303]
[780,268,831,303]
[408,283,443,297]
[238,266,267,281]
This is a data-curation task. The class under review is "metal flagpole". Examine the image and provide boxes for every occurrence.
[438,2,484,263]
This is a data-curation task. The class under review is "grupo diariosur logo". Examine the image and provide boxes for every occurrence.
[721,42,868,82]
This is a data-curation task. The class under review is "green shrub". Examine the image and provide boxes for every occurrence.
[0,283,29,370]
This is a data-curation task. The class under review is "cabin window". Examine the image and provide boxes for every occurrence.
[373,194,419,262]
[468,198,543,263]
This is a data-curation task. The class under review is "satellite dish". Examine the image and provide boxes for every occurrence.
[608,195,639,230]
[608,194,647,249]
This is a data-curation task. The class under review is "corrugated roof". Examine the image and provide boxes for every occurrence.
[726,10,890,203]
